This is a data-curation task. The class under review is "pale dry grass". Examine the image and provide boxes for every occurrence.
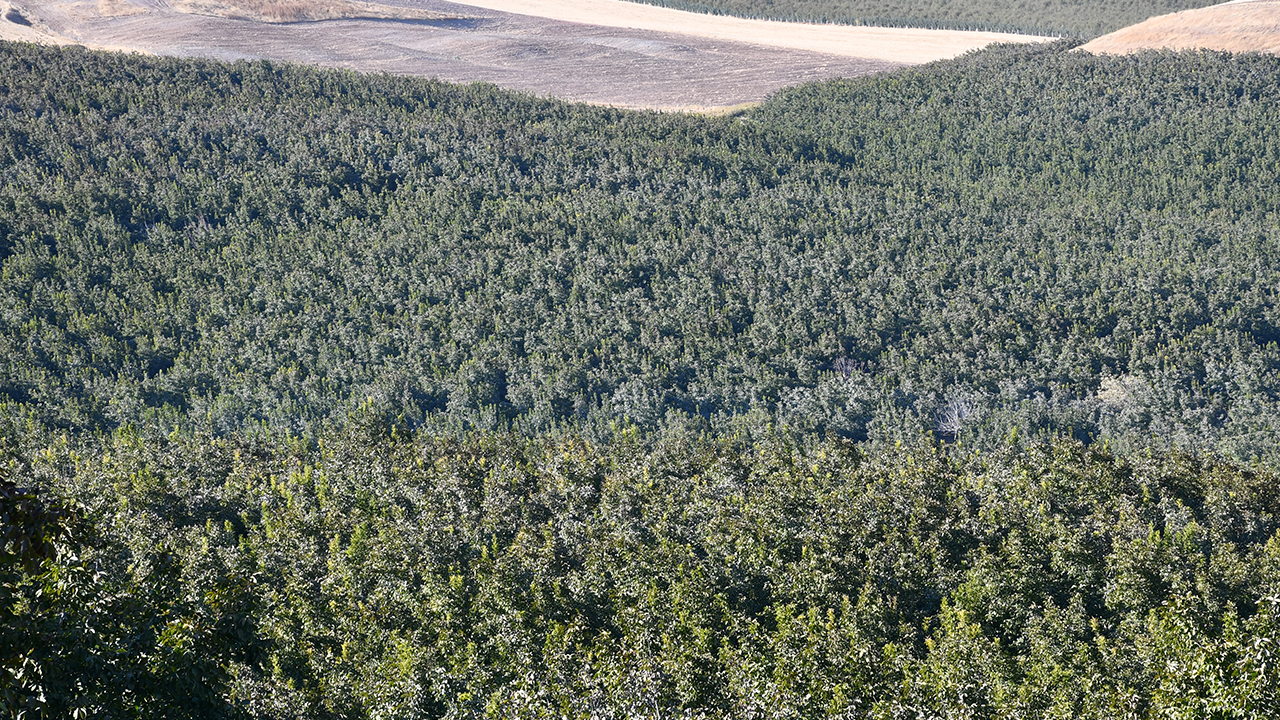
[170,0,460,23]
[1081,0,1280,55]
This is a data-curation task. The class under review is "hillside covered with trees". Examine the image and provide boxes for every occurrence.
[4,41,1280,461]
[4,40,1280,717]
[621,0,1218,37]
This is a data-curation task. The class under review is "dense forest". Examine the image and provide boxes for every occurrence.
[3,39,1280,716]
[4,41,1280,461]
[620,0,1217,37]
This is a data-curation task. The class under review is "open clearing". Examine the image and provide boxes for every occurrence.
[1081,0,1280,55]
[1,0,1048,108]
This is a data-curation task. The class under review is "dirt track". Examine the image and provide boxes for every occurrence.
[1,0,1048,108]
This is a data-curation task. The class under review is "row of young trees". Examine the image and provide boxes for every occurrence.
[620,0,1217,37]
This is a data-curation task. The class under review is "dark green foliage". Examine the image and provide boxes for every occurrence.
[0,429,259,719]
[621,0,1216,37]
[7,416,1280,717]
[4,42,1280,463]
[2,463,75,717]
[1,476,72,575]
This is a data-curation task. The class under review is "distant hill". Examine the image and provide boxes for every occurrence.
[1081,0,1280,55]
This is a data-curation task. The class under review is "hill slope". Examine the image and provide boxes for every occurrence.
[1082,0,1280,55]
[4,41,1280,462]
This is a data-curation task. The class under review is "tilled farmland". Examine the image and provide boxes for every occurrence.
[1,0,1038,108]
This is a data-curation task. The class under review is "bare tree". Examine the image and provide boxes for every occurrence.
[936,397,975,440]
[833,356,856,380]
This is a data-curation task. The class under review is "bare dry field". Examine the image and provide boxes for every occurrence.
[2,0,145,49]
[1081,0,1280,55]
[0,0,1048,108]
[1,1,67,41]
[419,0,1048,63]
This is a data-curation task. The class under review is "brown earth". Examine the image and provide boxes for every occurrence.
[0,0,1048,109]
[1081,0,1280,55]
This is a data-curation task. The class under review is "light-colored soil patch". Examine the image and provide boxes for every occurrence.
[2,0,136,46]
[1081,0,1280,55]
[445,0,1051,63]
[1,2,59,40]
